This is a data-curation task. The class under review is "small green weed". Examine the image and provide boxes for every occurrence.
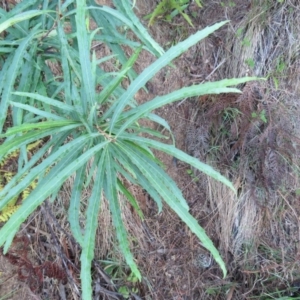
[220,1,236,8]
[144,0,202,27]
[251,109,268,123]
[241,38,251,47]
[245,57,255,68]
[101,259,139,299]
[205,283,237,297]
[236,27,244,37]
[186,169,199,182]
[223,107,241,122]
[269,57,287,89]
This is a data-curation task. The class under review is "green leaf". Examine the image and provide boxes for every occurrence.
[109,21,229,131]
[90,2,164,57]
[0,146,84,252]
[97,46,142,105]
[0,10,51,33]
[0,138,110,251]
[117,179,144,220]
[57,21,73,106]
[0,26,42,132]
[87,6,139,83]
[12,92,78,114]
[12,46,38,126]
[130,166,164,213]
[172,2,194,27]
[148,113,172,133]
[120,134,235,192]
[110,146,138,181]
[116,1,164,56]
[68,165,86,246]
[117,141,227,277]
[76,0,95,111]
[80,150,106,300]
[0,125,81,161]
[167,198,227,277]
[0,134,95,211]
[116,77,261,136]
[104,151,141,281]
[112,143,164,213]
[2,120,80,137]
[194,0,202,7]
[9,101,67,121]
[118,141,188,210]
[0,138,55,205]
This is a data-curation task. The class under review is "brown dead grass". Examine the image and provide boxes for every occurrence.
[186,1,300,298]
[119,0,300,299]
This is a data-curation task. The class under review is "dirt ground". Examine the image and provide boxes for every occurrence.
[128,1,300,299]
[1,1,300,299]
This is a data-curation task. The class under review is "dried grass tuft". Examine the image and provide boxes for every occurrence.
[187,0,300,297]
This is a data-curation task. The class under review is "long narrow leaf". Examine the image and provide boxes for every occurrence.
[0,26,42,132]
[115,1,164,56]
[76,0,95,110]
[121,134,235,192]
[0,139,110,251]
[108,21,229,131]
[116,77,261,136]
[167,198,227,277]
[0,134,95,211]
[12,92,78,113]
[12,45,38,126]
[0,146,84,253]
[98,46,142,105]
[3,120,80,137]
[0,53,13,105]
[0,142,49,198]
[118,141,188,210]
[104,151,141,281]
[57,21,72,106]
[87,7,138,82]
[129,166,163,214]
[0,10,50,33]
[0,135,64,203]
[117,179,144,220]
[80,151,106,300]
[0,124,81,158]
[112,144,163,212]
[68,165,86,246]
[117,141,227,277]
[9,102,67,121]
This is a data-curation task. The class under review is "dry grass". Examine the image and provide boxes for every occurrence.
[187,0,300,298]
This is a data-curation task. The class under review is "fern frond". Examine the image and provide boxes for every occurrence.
[0,140,44,222]
[0,140,42,169]
[0,149,20,168]
[22,186,31,200]
[4,171,15,183]
[146,0,191,26]
[27,140,43,151]
[0,205,20,222]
